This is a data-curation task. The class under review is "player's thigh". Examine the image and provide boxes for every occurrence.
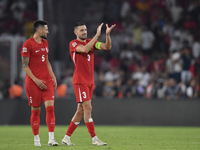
[73,84,91,103]
[89,84,94,99]
[42,80,55,103]
[25,83,42,107]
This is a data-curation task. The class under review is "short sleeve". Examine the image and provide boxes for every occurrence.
[70,41,80,53]
[21,40,31,58]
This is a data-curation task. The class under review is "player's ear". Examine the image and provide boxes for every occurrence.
[37,28,42,34]
[74,30,77,35]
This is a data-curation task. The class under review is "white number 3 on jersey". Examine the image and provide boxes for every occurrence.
[87,54,90,61]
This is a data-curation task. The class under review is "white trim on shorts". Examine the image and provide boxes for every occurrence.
[78,87,82,102]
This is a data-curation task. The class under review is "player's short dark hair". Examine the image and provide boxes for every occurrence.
[74,22,85,30]
[33,20,48,33]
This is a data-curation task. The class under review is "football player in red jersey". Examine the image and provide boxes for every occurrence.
[61,22,116,146]
[21,20,58,146]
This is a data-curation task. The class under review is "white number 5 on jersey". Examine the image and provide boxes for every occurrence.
[42,55,45,62]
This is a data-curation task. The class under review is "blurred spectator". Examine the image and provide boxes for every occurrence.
[99,57,111,72]
[132,64,151,87]
[171,51,182,82]
[192,36,200,59]
[186,79,199,98]
[178,81,186,96]
[146,80,158,98]
[123,79,133,97]
[120,44,133,60]
[23,17,34,38]
[120,0,131,21]
[181,47,193,85]
[163,20,174,45]
[169,36,182,52]
[173,26,187,43]
[132,21,142,46]
[187,0,197,12]
[104,66,120,82]
[165,78,182,100]
[102,81,114,98]
[93,71,105,97]
[140,25,155,56]
[104,0,121,23]
[170,1,183,24]
[157,79,169,99]
[111,79,123,98]
[136,0,150,12]
[184,14,196,30]
[132,79,145,97]
[165,0,175,9]
[109,54,121,67]
[2,12,19,34]
[10,0,26,23]
[0,0,6,19]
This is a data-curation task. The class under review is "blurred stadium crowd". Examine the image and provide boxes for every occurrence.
[0,0,200,100]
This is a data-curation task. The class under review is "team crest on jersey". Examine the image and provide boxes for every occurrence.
[72,42,77,47]
[23,47,27,52]
[46,47,49,53]
[41,48,45,51]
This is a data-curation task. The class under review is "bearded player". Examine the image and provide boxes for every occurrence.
[61,22,116,146]
[21,20,58,146]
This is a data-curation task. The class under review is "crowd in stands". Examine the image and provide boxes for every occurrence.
[0,0,37,37]
[0,0,200,100]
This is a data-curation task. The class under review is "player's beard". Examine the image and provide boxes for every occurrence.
[79,34,87,40]
[40,32,47,39]
[41,35,47,39]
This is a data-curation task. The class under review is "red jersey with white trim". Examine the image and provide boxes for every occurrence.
[69,39,98,85]
[21,37,52,84]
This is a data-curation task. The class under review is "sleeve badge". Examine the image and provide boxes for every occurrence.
[23,47,27,52]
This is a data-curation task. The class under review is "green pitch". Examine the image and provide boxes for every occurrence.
[0,125,200,150]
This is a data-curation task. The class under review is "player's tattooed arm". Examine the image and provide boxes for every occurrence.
[21,56,47,89]
[22,57,29,68]
[21,56,34,80]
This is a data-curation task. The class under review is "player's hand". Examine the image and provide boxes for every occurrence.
[34,78,47,89]
[52,77,57,90]
[96,23,103,37]
[106,24,116,35]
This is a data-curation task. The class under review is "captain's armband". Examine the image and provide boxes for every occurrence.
[95,42,102,50]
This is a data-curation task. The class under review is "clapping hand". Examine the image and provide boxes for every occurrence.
[106,24,116,35]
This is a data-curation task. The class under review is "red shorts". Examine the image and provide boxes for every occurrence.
[73,84,94,103]
[25,81,54,107]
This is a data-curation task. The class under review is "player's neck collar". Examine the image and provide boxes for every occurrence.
[33,36,42,44]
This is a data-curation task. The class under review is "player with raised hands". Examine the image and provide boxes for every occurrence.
[61,22,115,146]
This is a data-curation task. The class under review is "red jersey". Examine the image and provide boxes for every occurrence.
[69,39,98,85]
[21,37,52,84]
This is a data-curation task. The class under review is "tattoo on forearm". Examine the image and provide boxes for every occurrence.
[22,57,29,68]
